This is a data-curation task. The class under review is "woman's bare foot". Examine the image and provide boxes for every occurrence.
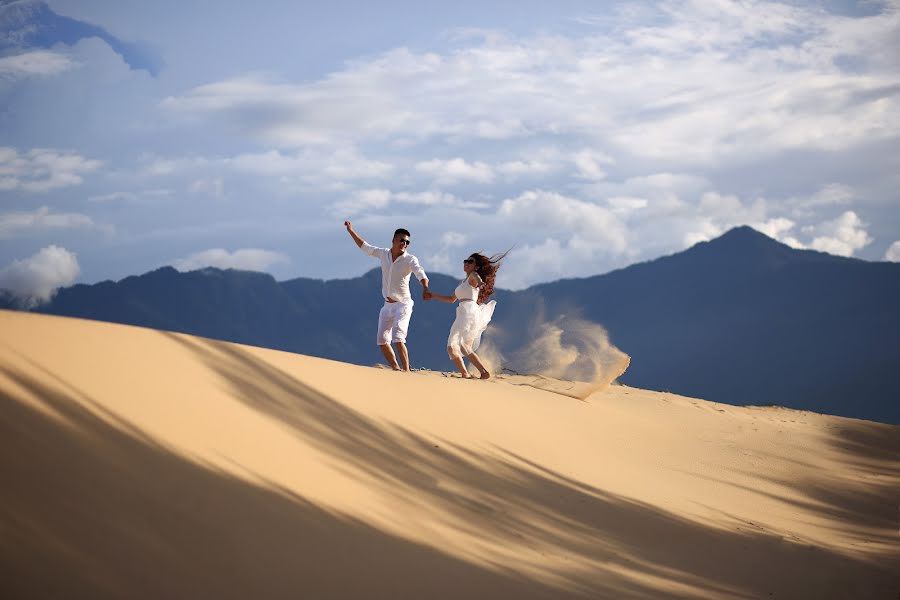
[479,371,491,380]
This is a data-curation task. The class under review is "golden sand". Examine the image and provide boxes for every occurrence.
[2,310,897,598]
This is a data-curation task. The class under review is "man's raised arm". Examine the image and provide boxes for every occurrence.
[344,221,365,248]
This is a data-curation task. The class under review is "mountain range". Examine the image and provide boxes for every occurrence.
[4,226,898,423]
[1,0,162,75]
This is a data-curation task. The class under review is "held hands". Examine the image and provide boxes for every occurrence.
[423,289,433,301]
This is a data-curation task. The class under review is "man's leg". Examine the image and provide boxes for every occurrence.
[394,342,410,371]
[392,302,414,372]
[379,344,401,370]
[377,304,401,370]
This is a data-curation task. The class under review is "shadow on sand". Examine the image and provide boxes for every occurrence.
[1,333,897,599]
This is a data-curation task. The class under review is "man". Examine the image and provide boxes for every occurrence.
[344,221,430,371]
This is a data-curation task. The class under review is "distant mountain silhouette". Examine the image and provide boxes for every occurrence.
[20,265,464,371]
[4,226,899,423]
[495,226,900,423]
[0,0,162,75]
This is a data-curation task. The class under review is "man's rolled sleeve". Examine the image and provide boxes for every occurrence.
[359,241,380,257]
[410,256,427,283]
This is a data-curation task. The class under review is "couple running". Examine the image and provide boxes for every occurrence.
[344,221,505,379]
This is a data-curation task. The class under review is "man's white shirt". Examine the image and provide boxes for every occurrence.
[360,241,427,303]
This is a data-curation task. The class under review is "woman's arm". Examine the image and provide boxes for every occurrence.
[428,291,457,303]
[468,272,484,288]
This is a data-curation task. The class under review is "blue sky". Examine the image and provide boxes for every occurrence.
[1,0,899,303]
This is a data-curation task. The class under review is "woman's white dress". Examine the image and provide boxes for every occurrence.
[447,277,496,358]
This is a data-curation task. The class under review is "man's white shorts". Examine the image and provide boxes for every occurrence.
[377,301,414,345]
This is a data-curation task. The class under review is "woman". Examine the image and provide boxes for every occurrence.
[426,251,507,379]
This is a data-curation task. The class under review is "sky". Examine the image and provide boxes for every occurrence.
[1,0,899,303]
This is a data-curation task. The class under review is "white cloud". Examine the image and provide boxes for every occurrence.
[171,248,290,272]
[162,3,900,163]
[885,241,900,262]
[699,191,746,217]
[583,178,814,259]
[425,230,471,274]
[750,217,797,242]
[499,238,567,289]
[88,189,174,203]
[790,183,857,217]
[414,158,494,184]
[333,188,393,216]
[806,210,873,257]
[189,176,224,198]
[805,183,856,208]
[672,197,808,251]
[395,190,489,210]
[683,219,727,248]
[570,149,614,180]
[0,245,80,307]
[477,180,828,285]
[3,1,897,289]
[229,147,394,180]
[483,187,808,286]
[334,188,489,217]
[0,206,101,239]
[495,158,559,178]
[440,231,468,247]
[606,196,648,216]
[491,190,632,287]
[88,191,140,203]
[129,148,395,200]
[0,50,78,78]
[138,154,211,177]
[584,172,710,214]
[684,213,806,248]
[623,0,812,54]
[0,147,101,192]
[498,190,628,251]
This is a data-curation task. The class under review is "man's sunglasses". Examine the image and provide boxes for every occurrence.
[397,239,411,245]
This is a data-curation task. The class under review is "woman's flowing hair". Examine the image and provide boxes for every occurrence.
[470,248,511,304]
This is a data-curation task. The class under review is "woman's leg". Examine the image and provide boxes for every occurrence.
[467,352,491,379]
[448,346,471,377]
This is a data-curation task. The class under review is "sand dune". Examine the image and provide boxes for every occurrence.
[1,310,898,599]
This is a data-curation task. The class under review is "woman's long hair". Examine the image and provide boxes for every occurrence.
[470,249,510,304]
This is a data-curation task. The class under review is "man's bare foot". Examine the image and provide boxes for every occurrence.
[479,371,491,380]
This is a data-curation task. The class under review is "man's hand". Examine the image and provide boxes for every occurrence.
[345,221,364,248]
[423,290,433,301]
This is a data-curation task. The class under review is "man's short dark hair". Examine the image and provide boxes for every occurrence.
[394,228,411,238]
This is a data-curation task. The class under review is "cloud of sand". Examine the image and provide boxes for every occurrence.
[484,315,630,400]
